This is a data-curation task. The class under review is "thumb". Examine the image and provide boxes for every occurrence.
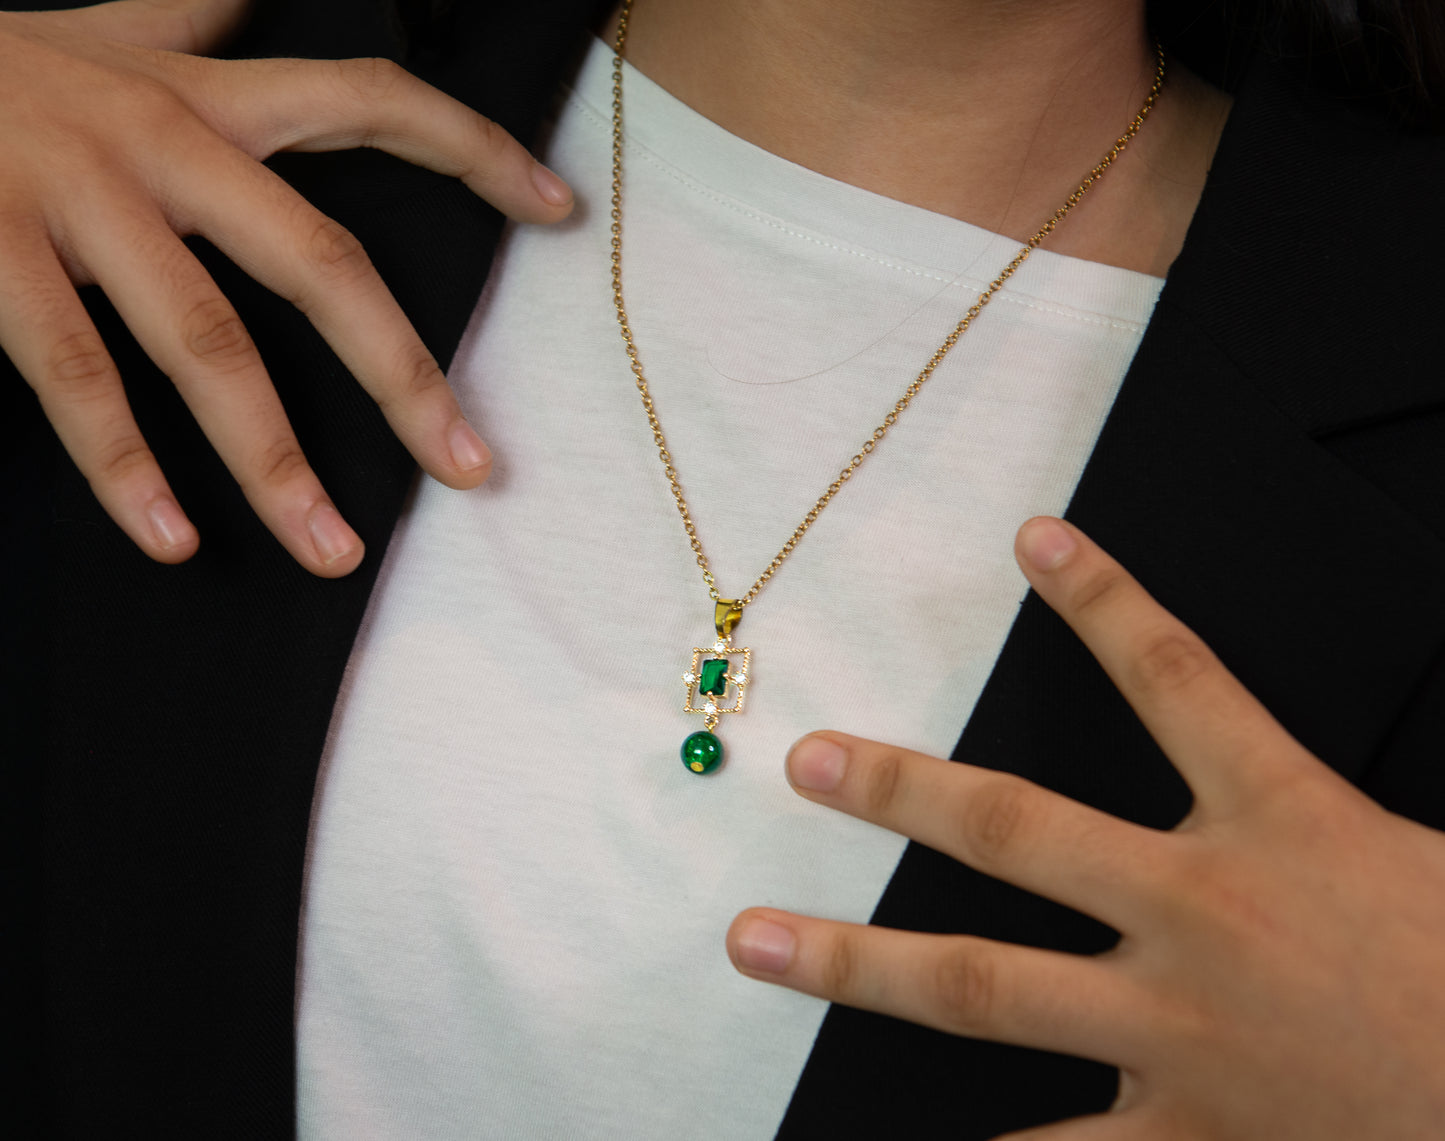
[43,0,252,54]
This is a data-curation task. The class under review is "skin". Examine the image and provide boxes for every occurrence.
[4,0,1226,571]
[8,2,1440,1134]
[727,519,1445,1138]
[597,5,1445,1133]
[0,0,574,574]
[604,0,1233,277]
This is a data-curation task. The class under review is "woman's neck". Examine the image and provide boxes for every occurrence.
[603,0,1232,276]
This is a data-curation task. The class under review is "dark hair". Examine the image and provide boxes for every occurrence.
[1154,0,1445,127]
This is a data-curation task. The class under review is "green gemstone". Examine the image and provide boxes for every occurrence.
[681,730,723,774]
[699,658,730,696]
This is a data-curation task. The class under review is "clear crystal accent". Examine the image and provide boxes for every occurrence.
[732,672,747,687]
[713,639,728,653]
[682,672,697,685]
[704,700,719,716]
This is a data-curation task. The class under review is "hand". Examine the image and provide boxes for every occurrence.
[728,517,1445,1139]
[0,0,574,575]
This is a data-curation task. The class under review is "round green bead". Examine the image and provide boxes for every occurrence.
[681,730,723,774]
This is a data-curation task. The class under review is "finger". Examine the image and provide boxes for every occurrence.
[1015,517,1317,810]
[992,1108,1158,1141]
[184,55,574,224]
[728,908,1152,1067]
[68,192,364,576]
[161,133,493,490]
[785,732,1167,931]
[0,220,198,562]
[37,0,250,53]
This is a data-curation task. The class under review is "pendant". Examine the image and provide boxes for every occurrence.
[679,599,749,774]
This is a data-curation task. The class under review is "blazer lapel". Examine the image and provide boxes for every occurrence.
[18,3,1442,1134]
[778,53,1445,1141]
[25,3,604,1136]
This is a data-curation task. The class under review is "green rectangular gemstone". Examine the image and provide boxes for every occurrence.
[699,658,730,696]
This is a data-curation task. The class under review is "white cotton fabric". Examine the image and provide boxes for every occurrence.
[296,36,1162,1141]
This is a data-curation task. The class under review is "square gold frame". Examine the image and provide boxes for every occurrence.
[682,640,751,717]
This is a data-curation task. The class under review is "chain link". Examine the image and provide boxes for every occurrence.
[610,0,1165,608]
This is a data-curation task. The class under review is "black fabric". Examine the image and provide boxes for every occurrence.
[778,55,1445,1139]
[4,2,1443,1138]
[3,1,603,1135]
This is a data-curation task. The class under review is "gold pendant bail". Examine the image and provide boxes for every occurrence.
[714,599,742,639]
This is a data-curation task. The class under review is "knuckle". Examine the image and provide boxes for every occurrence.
[45,330,115,397]
[859,747,905,817]
[181,297,253,366]
[1193,877,1279,950]
[333,56,406,101]
[445,115,512,186]
[819,931,858,998]
[469,112,511,159]
[134,82,196,137]
[92,70,179,126]
[1269,767,1344,822]
[956,777,1036,867]
[1157,841,1278,945]
[94,435,156,484]
[397,342,447,399]
[304,218,372,280]
[373,342,447,418]
[1126,631,1214,697]
[249,437,311,489]
[931,946,997,1034]
[1067,565,1129,616]
[1149,989,1213,1057]
[86,75,205,157]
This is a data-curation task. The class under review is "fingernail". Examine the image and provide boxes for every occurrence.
[448,420,491,472]
[147,497,192,551]
[734,918,796,974]
[788,736,847,792]
[531,161,573,206]
[308,501,359,566]
[1019,517,1077,572]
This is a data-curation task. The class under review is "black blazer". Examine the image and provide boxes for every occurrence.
[6,1,1444,1136]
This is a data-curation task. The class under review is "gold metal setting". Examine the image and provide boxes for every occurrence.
[714,599,743,639]
[610,0,1165,757]
[682,639,751,732]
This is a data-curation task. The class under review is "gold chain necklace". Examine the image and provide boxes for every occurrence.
[609,0,1165,774]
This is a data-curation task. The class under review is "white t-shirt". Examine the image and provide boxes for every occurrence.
[296,36,1163,1140]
